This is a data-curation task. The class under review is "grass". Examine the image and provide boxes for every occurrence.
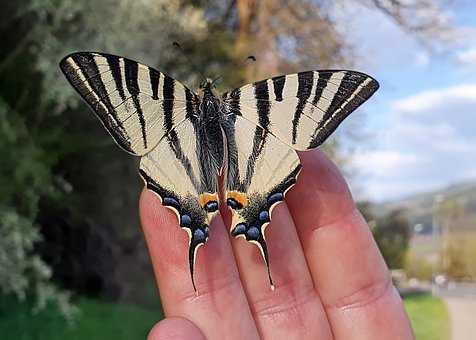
[0,295,161,340]
[1,293,450,339]
[404,294,450,340]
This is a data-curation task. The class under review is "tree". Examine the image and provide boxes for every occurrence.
[0,0,207,315]
[0,0,455,316]
[374,209,411,269]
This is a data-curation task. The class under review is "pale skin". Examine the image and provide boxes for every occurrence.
[140,149,415,340]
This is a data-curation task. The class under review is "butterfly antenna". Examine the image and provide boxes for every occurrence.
[172,41,207,83]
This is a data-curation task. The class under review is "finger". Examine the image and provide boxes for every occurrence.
[286,149,414,339]
[228,202,333,339]
[140,189,260,339]
[147,317,205,340]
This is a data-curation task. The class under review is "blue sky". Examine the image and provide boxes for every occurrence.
[331,1,476,202]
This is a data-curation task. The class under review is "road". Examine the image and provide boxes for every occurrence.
[435,283,476,340]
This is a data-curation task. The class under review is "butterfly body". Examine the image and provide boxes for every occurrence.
[60,52,379,291]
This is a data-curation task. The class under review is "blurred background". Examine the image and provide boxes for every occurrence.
[0,0,474,339]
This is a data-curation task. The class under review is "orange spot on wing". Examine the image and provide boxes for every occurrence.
[227,191,248,207]
[198,192,218,208]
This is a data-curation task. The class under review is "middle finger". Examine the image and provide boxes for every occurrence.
[229,202,333,339]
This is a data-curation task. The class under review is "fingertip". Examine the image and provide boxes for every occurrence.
[139,188,166,222]
[147,317,205,340]
[289,148,355,227]
[297,148,351,198]
[139,188,181,243]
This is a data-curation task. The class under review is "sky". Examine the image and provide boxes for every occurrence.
[332,1,476,202]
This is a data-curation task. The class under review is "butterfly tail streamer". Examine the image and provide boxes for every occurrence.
[259,237,275,291]
[231,223,275,290]
[188,228,208,293]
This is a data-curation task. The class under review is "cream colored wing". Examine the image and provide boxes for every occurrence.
[60,52,197,155]
[223,114,301,288]
[224,70,379,151]
[140,117,225,291]
[222,70,378,287]
[61,52,220,291]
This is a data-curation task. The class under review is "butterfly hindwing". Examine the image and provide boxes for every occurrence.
[225,70,379,151]
[223,113,301,287]
[140,117,224,290]
[60,52,195,156]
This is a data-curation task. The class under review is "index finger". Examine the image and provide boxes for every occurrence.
[286,149,414,339]
[139,189,259,339]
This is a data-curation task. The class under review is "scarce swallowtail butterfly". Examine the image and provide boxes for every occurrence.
[60,52,379,291]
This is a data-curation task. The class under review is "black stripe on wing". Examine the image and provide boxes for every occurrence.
[242,80,271,189]
[292,71,314,144]
[311,71,332,106]
[105,54,127,103]
[149,68,160,100]
[162,75,201,192]
[272,75,285,102]
[124,59,148,149]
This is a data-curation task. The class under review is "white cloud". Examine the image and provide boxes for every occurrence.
[352,83,476,202]
[354,150,421,177]
[392,84,476,113]
[456,47,476,66]
[415,51,430,68]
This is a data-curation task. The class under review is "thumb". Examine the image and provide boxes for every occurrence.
[147,317,206,340]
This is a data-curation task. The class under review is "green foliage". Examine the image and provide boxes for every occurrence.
[404,294,450,340]
[0,295,159,339]
[441,233,476,280]
[0,99,77,319]
[0,100,56,216]
[0,0,209,317]
[404,252,434,281]
[373,210,411,269]
[0,207,42,299]
[0,0,450,324]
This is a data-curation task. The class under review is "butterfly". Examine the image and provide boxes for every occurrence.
[60,52,379,291]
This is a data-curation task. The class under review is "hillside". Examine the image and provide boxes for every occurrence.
[376,180,476,235]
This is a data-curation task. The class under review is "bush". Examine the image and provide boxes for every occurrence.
[404,252,434,281]
[441,233,476,281]
[0,99,77,320]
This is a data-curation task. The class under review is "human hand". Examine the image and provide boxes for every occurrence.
[140,149,415,340]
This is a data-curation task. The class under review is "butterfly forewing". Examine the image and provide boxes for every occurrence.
[225,70,379,151]
[59,52,195,156]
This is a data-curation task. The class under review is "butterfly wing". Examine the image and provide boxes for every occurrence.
[224,70,379,150]
[60,51,196,155]
[223,70,379,286]
[60,52,222,290]
[140,117,224,291]
[223,114,301,288]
